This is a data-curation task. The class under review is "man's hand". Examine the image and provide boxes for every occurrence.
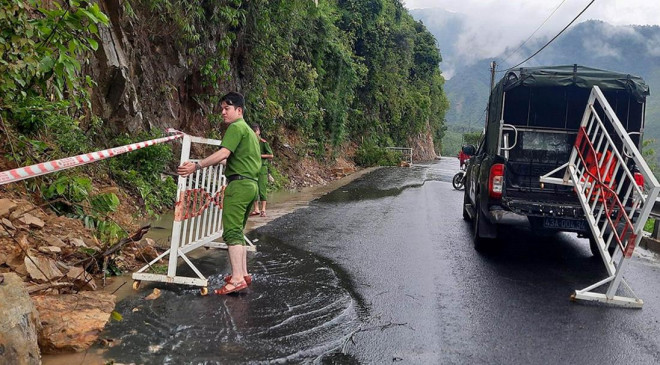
[177,161,197,177]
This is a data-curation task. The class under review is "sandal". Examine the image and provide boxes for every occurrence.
[250,211,261,216]
[214,281,248,295]
[223,274,252,286]
[260,211,266,217]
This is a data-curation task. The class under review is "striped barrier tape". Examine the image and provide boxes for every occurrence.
[0,128,184,186]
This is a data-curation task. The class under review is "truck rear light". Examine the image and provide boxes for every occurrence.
[634,172,644,188]
[489,163,505,198]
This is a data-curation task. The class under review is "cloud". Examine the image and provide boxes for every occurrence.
[581,38,621,59]
[405,0,660,66]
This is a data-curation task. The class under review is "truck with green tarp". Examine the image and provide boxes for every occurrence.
[462,64,650,252]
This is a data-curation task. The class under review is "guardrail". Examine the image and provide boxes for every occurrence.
[649,198,660,239]
[386,147,413,166]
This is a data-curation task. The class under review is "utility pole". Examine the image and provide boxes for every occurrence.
[485,61,496,129]
[489,61,497,91]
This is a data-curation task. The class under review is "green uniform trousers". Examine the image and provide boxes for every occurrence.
[222,179,258,246]
[258,166,268,201]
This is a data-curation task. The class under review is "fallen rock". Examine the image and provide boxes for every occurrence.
[9,202,35,220]
[18,214,45,229]
[0,199,17,218]
[7,252,28,277]
[68,237,88,248]
[66,266,97,291]
[33,292,116,353]
[38,246,62,254]
[136,238,160,261]
[144,288,161,300]
[24,256,64,283]
[43,235,66,248]
[0,273,42,364]
[1,217,16,230]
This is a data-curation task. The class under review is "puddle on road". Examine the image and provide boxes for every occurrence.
[318,166,424,203]
[43,164,453,364]
[317,163,451,203]
[101,234,364,364]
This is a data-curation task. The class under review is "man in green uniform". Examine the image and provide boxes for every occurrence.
[250,124,273,217]
[177,92,260,295]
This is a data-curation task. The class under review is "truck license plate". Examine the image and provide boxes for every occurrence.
[543,217,587,231]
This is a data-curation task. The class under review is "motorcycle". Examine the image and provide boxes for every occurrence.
[452,165,466,190]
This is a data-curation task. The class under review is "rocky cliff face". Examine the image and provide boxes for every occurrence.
[408,122,439,161]
[88,0,439,164]
[90,0,230,136]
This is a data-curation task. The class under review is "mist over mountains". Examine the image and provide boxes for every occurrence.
[411,8,660,144]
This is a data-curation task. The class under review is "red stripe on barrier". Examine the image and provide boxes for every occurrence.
[574,125,637,255]
[173,188,225,221]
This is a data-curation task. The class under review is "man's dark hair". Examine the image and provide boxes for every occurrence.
[250,123,260,132]
[220,91,245,109]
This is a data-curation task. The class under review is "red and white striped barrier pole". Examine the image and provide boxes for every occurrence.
[0,128,184,186]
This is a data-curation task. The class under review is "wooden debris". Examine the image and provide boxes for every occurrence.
[27,282,74,294]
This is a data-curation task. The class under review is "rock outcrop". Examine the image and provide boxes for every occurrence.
[408,122,438,162]
[33,292,116,354]
[0,198,118,355]
[0,273,41,365]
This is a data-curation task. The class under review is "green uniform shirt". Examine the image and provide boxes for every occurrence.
[220,118,261,180]
[259,139,273,168]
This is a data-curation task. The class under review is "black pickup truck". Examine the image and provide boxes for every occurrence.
[462,65,650,252]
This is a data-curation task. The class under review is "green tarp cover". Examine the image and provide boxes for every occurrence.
[498,65,649,102]
[484,65,649,154]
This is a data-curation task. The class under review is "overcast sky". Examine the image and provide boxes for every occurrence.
[403,0,660,26]
[403,0,660,74]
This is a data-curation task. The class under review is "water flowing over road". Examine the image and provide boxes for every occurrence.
[100,158,660,364]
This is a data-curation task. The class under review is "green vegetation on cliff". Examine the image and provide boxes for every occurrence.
[138,0,449,150]
[1,0,448,231]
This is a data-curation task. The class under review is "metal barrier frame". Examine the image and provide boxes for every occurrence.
[132,135,255,293]
[540,86,660,308]
[386,147,413,165]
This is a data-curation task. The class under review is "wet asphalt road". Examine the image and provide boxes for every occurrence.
[104,158,660,364]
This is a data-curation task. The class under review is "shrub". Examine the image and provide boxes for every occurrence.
[108,131,177,216]
[355,141,401,167]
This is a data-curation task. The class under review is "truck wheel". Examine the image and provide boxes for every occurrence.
[473,201,487,251]
[462,190,471,221]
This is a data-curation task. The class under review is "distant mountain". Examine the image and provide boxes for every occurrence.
[408,8,466,79]
[412,14,660,144]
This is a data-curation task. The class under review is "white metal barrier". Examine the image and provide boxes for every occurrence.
[386,147,413,166]
[132,134,255,295]
[540,86,660,308]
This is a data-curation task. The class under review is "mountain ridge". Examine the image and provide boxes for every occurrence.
[410,10,660,151]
